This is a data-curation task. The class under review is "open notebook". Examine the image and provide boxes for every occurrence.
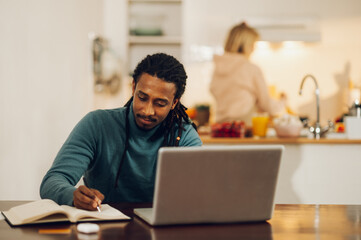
[134,145,284,226]
[2,199,130,226]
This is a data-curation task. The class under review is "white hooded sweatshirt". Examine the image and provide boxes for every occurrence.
[210,52,285,125]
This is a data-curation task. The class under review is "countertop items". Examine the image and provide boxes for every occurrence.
[298,74,334,139]
[211,122,245,138]
[344,116,361,139]
[200,135,361,144]
[273,114,303,138]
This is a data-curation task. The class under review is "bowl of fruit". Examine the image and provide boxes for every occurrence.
[211,121,246,138]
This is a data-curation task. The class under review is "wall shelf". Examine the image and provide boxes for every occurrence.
[129,0,181,3]
[126,0,183,73]
[129,36,182,45]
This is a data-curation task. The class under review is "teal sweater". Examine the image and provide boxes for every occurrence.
[40,105,202,205]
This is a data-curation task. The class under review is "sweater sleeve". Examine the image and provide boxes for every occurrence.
[253,65,285,116]
[179,123,203,147]
[40,112,99,206]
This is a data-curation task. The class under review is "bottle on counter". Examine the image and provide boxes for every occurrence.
[349,99,361,118]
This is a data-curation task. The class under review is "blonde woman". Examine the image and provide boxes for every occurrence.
[210,22,286,125]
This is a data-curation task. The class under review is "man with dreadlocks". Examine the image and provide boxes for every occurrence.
[40,53,202,211]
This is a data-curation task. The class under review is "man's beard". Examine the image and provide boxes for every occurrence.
[136,114,156,123]
[135,114,157,131]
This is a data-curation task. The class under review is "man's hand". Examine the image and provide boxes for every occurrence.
[73,185,104,211]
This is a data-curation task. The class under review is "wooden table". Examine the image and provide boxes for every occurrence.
[1,201,361,239]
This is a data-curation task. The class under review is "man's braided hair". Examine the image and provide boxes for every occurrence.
[124,53,196,146]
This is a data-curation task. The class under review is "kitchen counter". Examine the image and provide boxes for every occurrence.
[200,135,361,144]
[200,134,361,205]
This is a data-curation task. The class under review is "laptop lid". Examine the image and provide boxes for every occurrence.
[135,145,284,226]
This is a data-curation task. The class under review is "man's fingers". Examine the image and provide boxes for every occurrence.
[74,199,96,211]
[78,186,99,208]
[78,185,96,199]
[74,189,94,207]
[76,190,94,205]
[92,189,105,202]
[73,185,104,211]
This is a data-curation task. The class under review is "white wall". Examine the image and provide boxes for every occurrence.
[182,0,361,125]
[93,0,133,110]
[0,0,103,200]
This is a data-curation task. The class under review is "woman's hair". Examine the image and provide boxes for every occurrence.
[224,22,259,57]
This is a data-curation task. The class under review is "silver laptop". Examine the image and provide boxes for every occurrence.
[134,145,284,226]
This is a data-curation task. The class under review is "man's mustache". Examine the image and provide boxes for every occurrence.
[136,114,157,122]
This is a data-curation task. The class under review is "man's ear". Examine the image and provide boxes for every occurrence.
[132,80,136,95]
[171,98,179,110]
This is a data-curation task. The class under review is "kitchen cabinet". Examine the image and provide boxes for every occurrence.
[201,136,361,205]
[127,0,183,74]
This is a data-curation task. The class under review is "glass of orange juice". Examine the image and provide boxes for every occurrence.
[252,114,269,137]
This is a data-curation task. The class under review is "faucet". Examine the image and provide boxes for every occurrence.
[299,74,333,139]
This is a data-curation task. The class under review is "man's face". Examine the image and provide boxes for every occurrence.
[132,73,179,130]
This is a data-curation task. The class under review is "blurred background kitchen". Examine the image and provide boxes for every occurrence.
[1,0,361,201]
